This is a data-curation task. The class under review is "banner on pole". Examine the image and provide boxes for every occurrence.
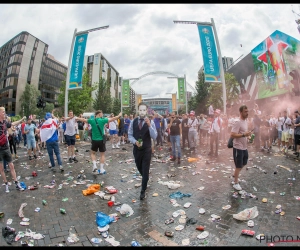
[172,93,177,112]
[197,24,221,83]
[122,80,130,107]
[177,78,185,104]
[69,33,88,90]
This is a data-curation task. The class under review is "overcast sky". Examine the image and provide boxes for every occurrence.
[1,4,300,99]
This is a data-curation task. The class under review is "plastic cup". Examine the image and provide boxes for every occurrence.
[107,201,114,207]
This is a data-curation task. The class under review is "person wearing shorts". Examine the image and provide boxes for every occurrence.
[24,117,37,160]
[77,110,122,174]
[231,105,252,191]
[109,113,119,149]
[64,110,78,163]
[280,110,292,154]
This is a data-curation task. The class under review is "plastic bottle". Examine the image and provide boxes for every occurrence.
[249,134,255,143]
[138,138,143,149]
[131,240,141,246]
[42,200,47,206]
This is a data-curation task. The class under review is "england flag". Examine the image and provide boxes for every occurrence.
[40,118,58,142]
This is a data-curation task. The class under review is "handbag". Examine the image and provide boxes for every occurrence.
[227,137,233,148]
[95,118,106,144]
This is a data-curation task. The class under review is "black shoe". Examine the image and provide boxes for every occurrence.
[33,155,37,159]
[29,156,32,160]
[293,152,298,155]
[177,157,181,164]
[73,157,78,163]
[68,158,73,163]
[140,190,146,200]
[170,157,176,162]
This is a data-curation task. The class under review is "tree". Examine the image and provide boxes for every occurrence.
[207,72,240,112]
[188,69,210,115]
[93,77,112,113]
[19,84,41,117]
[57,67,97,116]
[111,98,121,115]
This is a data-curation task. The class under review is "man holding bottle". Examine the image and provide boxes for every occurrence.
[128,102,157,200]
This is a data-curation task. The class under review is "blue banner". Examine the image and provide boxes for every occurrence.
[69,33,88,89]
[197,25,221,83]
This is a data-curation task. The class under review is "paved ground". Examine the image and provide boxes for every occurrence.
[0,139,299,247]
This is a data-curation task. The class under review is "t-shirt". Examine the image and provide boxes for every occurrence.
[153,117,161,129]
[88,117,108,140]
[77,121,84,130]
[275,117,283,131]
[168,118,181,136]
[64,117,77,136]
[187,118,199,133]
[231,118,248,150]
[24,124,36,139]
[109,120,117,130]
[182,118,189,133]
[124,118,131,130]
[281,116,292,132]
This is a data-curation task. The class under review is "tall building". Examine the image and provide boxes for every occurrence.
[84,53,120,101]
[0,31,67,116]
[222,56,234,72]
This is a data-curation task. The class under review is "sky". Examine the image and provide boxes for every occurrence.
[1,3,300,99]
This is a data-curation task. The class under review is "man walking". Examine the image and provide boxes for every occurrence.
[24,117,37,160]
[40,112,64,172]
[0,107,26,193]
[181,113,190,150]
[208,109,222,157]
[168,111,182,164]
[77,110,122,174]
[280,110,292,154]
[153,111,163,147]
[128,102,157,200]
[64,110,78,163]
[187,111,199,151]
[231,105,252,191]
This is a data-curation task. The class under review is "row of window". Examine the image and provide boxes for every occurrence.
[145,101,171,105]
[41,66,66,79]
[0,89,16,100]
[45,59,67,73]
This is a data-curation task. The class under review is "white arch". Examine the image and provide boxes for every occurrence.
[129,71,196,93]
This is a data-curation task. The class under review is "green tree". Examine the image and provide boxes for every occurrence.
[19,84,41,117]
[188,69,210,114]
[93,78,112,113]
[36,102,55,119]
[57,67,97,116]
[207,72,240,111]
[111,98,121,115]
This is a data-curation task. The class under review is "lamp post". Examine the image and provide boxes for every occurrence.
[167,74,188,114]
[120,77,139,113]
[173,19,227,114]
[64,25,109,117]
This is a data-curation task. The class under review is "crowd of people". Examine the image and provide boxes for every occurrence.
[0,101,299,197]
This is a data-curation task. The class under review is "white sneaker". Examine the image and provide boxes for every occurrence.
[92,166,97,172]
[233,183,242,191]
[112,144,115,149]
[121,141,125,145]
[285,147,288,153]
[5,185,9,193]
[16,182,24,191]
[59,165,64,171]
[116,145,120,149]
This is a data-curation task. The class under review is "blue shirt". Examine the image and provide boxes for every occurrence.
[124,118,131,130]
[128,117,157,144]
[24,124,36,139]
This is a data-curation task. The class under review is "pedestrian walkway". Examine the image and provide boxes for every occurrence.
[0,140,299,246]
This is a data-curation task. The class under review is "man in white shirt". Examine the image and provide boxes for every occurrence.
[280,110,292,154]
[64,110,78,163]
[187,111,199,151]
[208,104,214,118]
[208,109,223,157]
[275,112,283,150]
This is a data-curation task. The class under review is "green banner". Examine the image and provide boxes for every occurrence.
[177,78,185,104]
[122,80,130,107]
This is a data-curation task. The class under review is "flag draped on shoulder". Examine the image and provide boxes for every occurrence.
[40,118,58,142]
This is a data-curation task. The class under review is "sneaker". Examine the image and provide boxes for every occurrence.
[59,165,64,171]
[115,145,120,149]
[16,182,24,191]
[15,154,19,159]
[5,185,9,193]
[73,157,78,163]
[233,183,242,191]
[98,169,106,175]
[170,157,176,162]
[92,166,97,172]
[285,148,288,153]
[28,156,32,160]
[121,141,125,145]
[68,158,73,163]
[33,155,37,159]
[112,144,115,149]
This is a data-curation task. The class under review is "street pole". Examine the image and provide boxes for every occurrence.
[120,77,123,114]
[184,74,188,114]
[211,18,226,115]
[64,28,77,118]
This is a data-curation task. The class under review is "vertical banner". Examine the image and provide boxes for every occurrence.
[69,33,88,89]
[136,94,142,105]
[122,80,130,107]
[197,25,221,83]
[171,93,177,112]
[177,78,185,104]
